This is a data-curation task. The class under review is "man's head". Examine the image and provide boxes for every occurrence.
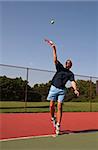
[65,59,72,69]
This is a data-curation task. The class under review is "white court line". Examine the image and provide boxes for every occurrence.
[0,134,56,142]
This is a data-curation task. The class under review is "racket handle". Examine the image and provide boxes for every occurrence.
[44,39,55,46]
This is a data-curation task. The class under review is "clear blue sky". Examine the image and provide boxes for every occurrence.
[0,0,98,78]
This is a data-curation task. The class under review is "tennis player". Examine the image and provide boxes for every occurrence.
[45,39,79,135]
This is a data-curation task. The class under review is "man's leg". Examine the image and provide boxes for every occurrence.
[56,102,63,134]
[50,101,56,127]
[56,102,62,124]
[50,101,55,118]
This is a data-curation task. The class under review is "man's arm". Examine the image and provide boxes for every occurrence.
[71,81,79,97]
[44,39,58,64]
[52,45,58,64]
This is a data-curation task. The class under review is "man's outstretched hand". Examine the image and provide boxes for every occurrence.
[44,39,55,47]
[74,90,79,97]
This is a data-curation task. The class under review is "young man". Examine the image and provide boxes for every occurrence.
[45,39,79,135]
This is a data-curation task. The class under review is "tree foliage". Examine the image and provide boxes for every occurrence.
[0,76,97,102]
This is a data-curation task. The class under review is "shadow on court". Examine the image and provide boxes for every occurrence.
[60,129,98,135]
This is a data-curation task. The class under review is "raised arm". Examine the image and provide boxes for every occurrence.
[52,45,58,64]
[44,39,58,64]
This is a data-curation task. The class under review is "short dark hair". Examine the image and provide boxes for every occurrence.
[66,59,72,67]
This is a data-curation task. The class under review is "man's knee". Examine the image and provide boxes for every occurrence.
[50,101,55,110]
[57,102,62,111]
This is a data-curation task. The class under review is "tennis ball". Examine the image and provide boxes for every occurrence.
[50,19,55,24]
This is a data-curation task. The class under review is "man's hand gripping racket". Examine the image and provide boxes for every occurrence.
[44,39,55,47]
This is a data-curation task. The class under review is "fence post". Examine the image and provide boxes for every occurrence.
[24,67,29,112]
[89,76,92,112]
[96,80,98,95]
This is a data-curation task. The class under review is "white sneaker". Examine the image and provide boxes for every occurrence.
[56,123,60,135]
[51,117,56,127]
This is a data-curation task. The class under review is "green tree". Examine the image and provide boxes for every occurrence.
[0,76,97,102]
[32,81,51,101]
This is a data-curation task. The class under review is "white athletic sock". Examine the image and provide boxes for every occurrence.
[56,122,60,126]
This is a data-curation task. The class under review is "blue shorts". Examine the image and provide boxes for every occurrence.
[47,85,66,103]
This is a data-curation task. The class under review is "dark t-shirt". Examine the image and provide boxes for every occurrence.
[52,61,75,89]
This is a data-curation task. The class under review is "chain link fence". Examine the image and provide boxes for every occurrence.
[0,64,98,112]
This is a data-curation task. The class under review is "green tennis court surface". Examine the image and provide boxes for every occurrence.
[0,132,98,150]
